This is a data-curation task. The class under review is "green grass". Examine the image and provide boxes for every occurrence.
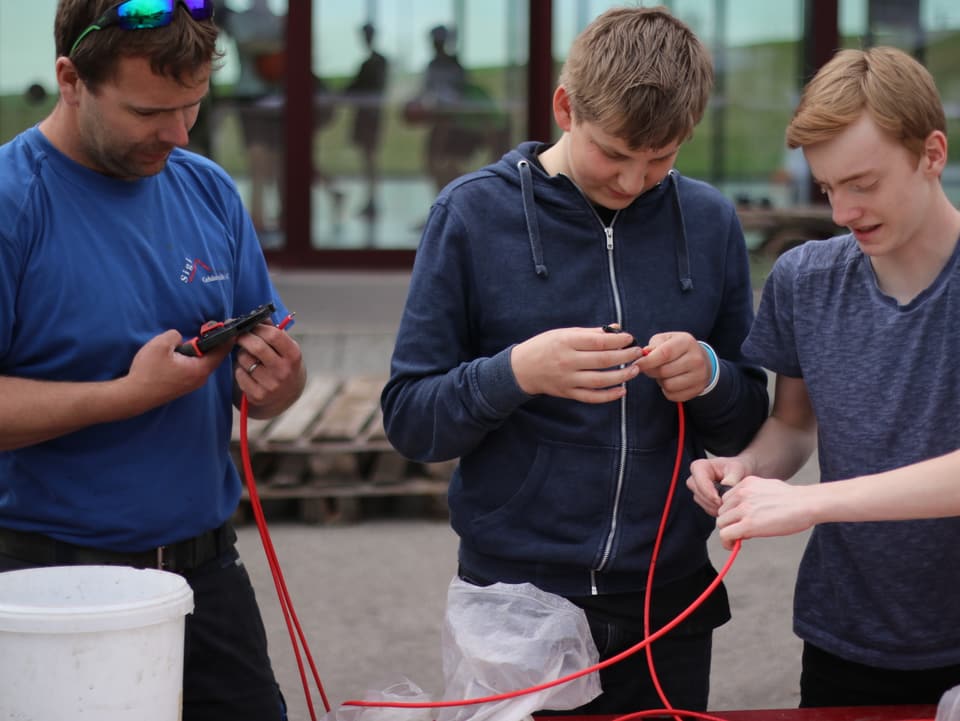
[0,97,56,141]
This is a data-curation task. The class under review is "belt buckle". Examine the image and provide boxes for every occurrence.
[156,545,167,570]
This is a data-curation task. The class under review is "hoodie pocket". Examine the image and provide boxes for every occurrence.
[465,440,617,563]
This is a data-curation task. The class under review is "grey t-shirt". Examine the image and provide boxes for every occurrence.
[744,234,960,670]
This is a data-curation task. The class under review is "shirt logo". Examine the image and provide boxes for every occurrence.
[179,257,230,285]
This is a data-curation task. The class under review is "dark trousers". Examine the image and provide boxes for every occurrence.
[0,545,286,721]
[536,612,712,715]
[801,642,960,707]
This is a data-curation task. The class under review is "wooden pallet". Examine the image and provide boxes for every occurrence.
[231,375,452,523]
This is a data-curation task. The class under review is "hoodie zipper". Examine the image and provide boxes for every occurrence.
[592,222,629,594]
[558,175,633,595]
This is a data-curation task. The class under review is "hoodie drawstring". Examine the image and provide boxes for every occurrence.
[668,169,694,292]
[516,159,692,289]
[517,159,549,278]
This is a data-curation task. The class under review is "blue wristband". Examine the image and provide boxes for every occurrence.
[697,341,720,396]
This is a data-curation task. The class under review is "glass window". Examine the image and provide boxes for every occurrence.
[841,0,960,203]
[210,0,290,247]
[309,0,526,250]
[552,0,804,208]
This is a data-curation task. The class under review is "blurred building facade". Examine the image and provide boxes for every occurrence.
[2,0,959,269]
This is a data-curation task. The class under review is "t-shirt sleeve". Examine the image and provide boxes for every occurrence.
[0,226,17,363]
[742,248,803,377]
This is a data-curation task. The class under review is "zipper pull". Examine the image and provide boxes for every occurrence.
[605,226,614,250]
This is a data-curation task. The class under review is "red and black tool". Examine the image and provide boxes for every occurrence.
[175,302,276,357]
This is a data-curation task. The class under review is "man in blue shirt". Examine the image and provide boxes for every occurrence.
[0,2,305,719]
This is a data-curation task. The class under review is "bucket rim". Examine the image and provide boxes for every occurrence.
[0,565,194,633]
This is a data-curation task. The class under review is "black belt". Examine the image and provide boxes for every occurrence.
[0,523,236,574]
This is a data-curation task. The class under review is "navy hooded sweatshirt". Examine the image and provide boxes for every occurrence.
[382,142,768,597]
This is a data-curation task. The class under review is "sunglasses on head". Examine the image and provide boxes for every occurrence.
[69,0,215,56]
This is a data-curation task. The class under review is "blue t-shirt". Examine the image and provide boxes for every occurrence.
[0,127,289,551]
[744,235,960,670]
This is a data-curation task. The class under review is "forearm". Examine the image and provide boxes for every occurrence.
[382,349,529,462]
[737,413,817,481]
[687,218,770,455]
[0,375,143,451]
[732,372,817,480]
[686,361,769,455]
[812,450,960,523]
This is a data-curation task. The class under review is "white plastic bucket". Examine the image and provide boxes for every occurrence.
[0,564,194,721]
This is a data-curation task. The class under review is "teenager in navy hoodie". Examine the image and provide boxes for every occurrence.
[381,7,768,713]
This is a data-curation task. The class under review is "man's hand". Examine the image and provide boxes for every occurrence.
[127,329,234,412]
[234,323,306,418]
[510,326,646,403]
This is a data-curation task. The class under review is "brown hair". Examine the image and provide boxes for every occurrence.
[558,5,714,149]
[786,46,945,159]
[55,0,223,89]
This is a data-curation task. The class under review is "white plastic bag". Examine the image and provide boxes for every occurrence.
[937,685,960,721]
[436,577,601,721]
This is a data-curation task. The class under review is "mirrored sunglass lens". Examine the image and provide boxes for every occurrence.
[116,0,175,29]
[115,0,213,29]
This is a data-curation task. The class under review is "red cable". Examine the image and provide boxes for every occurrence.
[238,313,332,719]
[240,395,331,719]
[236,331,737,719]
[343,401,744,715]
[644,402,685,721]
[242,374,935,721]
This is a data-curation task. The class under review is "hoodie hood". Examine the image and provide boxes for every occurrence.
[485,141,693,290]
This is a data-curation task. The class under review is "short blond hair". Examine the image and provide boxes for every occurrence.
[786,46,945,159]
[558,6,713,149]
